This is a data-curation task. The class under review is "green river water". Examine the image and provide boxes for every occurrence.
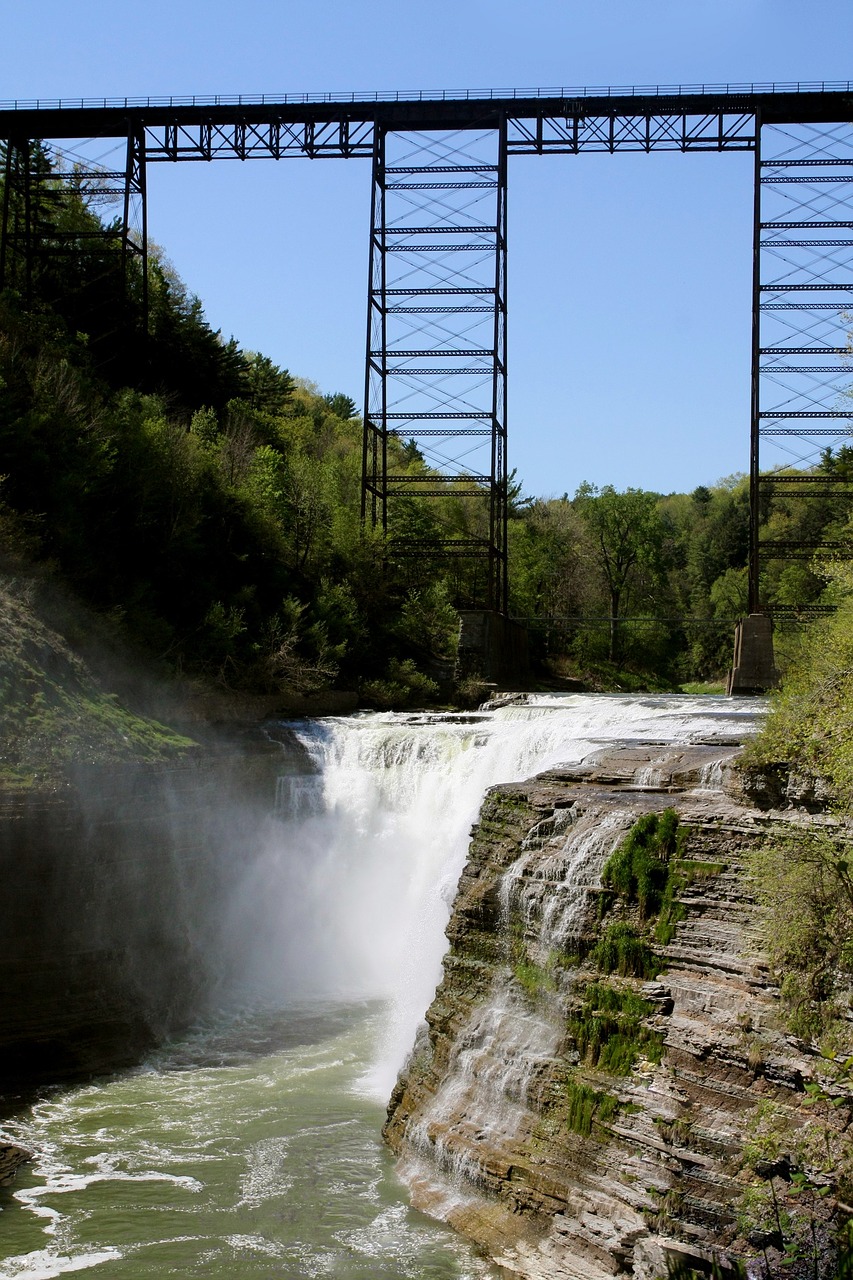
[1,697,766,1278]
[0,1003,498,1280]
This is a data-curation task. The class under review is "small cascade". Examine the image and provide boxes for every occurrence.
[698,758,726,790]
[633,764,667,788]
[273,774,323,821]
[500,807,636,957]
[405,988,561,1189]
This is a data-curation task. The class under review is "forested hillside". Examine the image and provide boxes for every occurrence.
[2,141,852,703]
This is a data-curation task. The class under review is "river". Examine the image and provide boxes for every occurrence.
[0,694,764,1279]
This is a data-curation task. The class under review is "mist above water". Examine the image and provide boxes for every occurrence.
[0,694,767,1280]
[234,693,765,1098]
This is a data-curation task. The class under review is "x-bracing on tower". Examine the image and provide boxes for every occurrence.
[361,126,508,612]
[750,117,853,612]
[0,130,147,363]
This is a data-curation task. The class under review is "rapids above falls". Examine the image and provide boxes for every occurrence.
[0,694,765,1279]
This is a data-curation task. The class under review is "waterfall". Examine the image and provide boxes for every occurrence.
[0,694,767,1280]
[247,694,765,1100]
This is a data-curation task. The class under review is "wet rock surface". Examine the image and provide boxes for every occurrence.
[384,742,832,1279]
[0,1141,31,1185]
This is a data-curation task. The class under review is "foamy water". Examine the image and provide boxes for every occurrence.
[0,694,765,1279]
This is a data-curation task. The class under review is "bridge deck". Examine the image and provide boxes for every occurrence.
[0,85,851,159]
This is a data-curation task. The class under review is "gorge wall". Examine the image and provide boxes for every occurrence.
[384,742,843,1279]
[0,734,312,1091]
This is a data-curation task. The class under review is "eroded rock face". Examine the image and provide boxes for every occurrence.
[384,743,835,1279]
[0,1141,31,1186]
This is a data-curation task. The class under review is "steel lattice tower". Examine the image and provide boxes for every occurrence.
[0,132,147,344]
[750,118,853,613]
[361,125,508,612]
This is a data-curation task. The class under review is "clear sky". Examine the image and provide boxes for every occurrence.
[4,0,852,499]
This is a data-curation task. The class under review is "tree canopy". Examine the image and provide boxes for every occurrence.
[3,140,851,699]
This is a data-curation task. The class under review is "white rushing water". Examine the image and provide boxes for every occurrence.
[265,692,764,1099]
[0,693,765,1280]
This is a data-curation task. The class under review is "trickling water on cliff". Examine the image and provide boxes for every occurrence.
[1,694,764,1279]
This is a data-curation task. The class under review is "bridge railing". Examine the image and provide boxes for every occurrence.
[1,81,852,112]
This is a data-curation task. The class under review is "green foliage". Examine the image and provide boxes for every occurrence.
[360,658,439,710]
[733,1063,853,1278]
[454,673,493,709]
[514,959,555,997]
[398,581,459,658]
[744,574,853,809]
[573,482,669,663]
[568,981,663,1075]
[601,809,686,919]
[591,922,662,979]
[750,830,853,1046]
[560,1076,620,1138]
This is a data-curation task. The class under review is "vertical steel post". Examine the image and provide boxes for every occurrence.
[0,140,13,291]
[361,125,385,529]
[122,130,134,290]
[379,130,388,536]
[122,125,149,335]
[748,114,762,615]
[22,140,33,304]
[490,117,509,613]
[138,128,149,335]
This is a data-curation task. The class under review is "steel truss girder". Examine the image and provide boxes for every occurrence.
[148,117,375,161]
[506,110,754,153]
[749,117,853,616]
[361,125,508,612]
[137,110,757,163]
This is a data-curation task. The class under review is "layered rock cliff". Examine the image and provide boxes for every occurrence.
[384,741,846,1278]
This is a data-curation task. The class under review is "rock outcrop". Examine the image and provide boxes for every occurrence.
[384,741,841,1278]
[0,1141,31,1186]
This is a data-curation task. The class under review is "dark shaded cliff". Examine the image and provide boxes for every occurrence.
[0,570,328,1090]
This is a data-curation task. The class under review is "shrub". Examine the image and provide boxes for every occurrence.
[601,809,685,919]
[751,830,853,1046]
[592,923,662,979]
[360,658,439,709]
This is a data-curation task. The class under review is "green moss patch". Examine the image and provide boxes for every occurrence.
[562,1076,620,1139]
[601,809,686,918]
[568,980,664,1076]
[592,922,662,978]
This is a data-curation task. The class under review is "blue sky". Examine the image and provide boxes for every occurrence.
[5,0,852,498]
